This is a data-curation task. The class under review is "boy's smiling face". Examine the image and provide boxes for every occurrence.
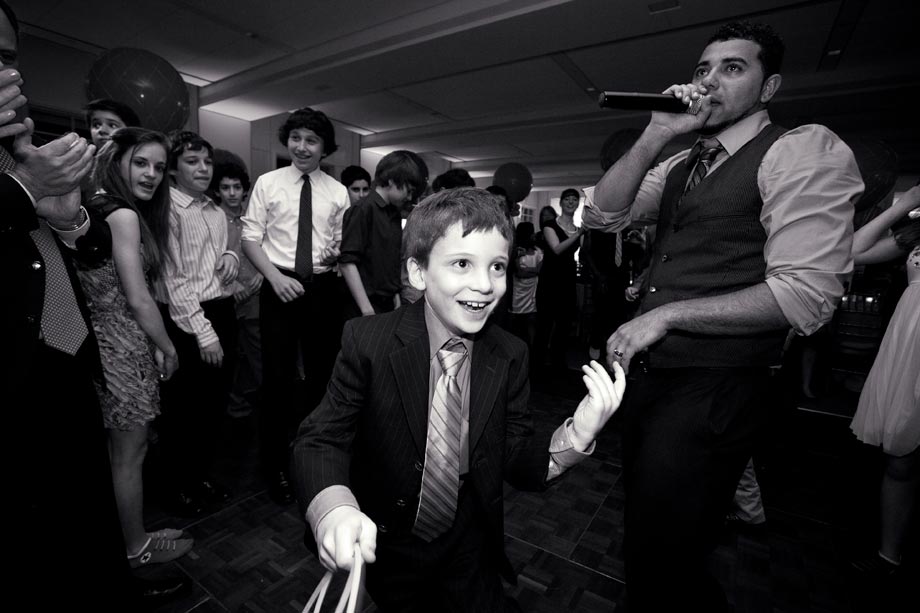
[408,222,509,337]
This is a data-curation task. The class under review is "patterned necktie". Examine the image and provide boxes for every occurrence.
[1,147,90,356]
[294,174,313,281]
[31,221,89,355]
[615,232,623,268]
[684,138,724,195]
[413,337,468,542]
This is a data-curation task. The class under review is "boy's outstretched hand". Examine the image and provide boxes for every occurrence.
[315,506,377,573]
[570,361,626,451]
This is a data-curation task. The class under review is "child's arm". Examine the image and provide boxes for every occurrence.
[341,263,375,316]
[160,208,224,366]
[108,208,179,379]
[339,202,375,316]
[291,322,377,571]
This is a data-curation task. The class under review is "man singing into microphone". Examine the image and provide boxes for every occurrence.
[583,22,863,611]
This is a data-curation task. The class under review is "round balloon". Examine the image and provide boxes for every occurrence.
[86,48,190,134]
[493,162,533,203]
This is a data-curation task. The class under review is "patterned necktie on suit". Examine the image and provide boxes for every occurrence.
[684,138,724,196]
[413,337,468,542]
[0,147,88,355]
[294,173,313,281]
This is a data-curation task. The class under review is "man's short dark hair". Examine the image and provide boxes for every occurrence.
[211,161,251,193]
[708,21,785,77]
[375,150,429,198]
[278,107,337,155]
[341,165,371,187]
[84,98,141,129]
[432,168,475,192]
[560,188,580,201]
[167,130,213,170]
[403,187,512,268]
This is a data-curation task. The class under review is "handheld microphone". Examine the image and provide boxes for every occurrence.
[598,91,702,115]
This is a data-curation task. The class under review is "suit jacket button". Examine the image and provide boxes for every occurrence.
[414,461,423,471]
[378,524,388,534]
[31,260,42,270]
[395,498,406,508]
[649,286,657,293]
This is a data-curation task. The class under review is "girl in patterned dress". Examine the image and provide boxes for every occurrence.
[77,128,192,566]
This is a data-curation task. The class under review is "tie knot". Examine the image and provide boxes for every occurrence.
[687,139,723,167]
[437,338,467,376]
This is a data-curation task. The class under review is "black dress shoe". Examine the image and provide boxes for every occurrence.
[133,575,192,605]
[269,471,294,505]
[197,479,233,505]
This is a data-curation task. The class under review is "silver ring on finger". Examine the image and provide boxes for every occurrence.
[612,348,624,358]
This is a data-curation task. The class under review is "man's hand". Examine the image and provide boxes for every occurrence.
[319,243,340,266]
[216,253,239,285]
[0,68,28,140]
[624,286,640,302]
[199,339,224,368]
[35,188,83,227]
[606,307,672,373]
[10,119,95,201]
[570,361,626,451]
[268,273,304,303]
[315,506,377,573]
[645,83,714,139]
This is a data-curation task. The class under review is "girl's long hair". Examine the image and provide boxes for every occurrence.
[92,128,172,279]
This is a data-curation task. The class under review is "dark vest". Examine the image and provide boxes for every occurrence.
[640,123,789,367]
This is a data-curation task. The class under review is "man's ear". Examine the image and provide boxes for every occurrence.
[407,257,426,291]
[760,74,782,104]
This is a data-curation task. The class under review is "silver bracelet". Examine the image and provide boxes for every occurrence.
[48,206,88,232]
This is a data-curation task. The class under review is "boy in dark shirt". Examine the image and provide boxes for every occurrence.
[339,150,428,319]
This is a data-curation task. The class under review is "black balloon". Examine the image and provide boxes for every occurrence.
[493,162,533,203]
[86,48,190,134]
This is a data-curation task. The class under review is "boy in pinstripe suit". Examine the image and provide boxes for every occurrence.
[293,187,625,612]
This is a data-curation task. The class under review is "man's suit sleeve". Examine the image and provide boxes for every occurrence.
[2,173,40,234]
[291,320,368,509]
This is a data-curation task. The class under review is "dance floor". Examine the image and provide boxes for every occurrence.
[140,360,915,612]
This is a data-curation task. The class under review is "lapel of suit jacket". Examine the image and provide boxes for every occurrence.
[469,323,506,454]
[390,300,431,457]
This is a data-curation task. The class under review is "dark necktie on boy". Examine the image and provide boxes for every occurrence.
[295,173,313,281]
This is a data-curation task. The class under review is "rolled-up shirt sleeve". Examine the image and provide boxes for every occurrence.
[581,152,684,233]
[241,177,268,245]
[759,125,863,336]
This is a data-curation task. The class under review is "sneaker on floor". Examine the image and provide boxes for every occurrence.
[851,553,899,578]
[127,536,194,568]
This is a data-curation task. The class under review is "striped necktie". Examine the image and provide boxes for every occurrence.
[2,147,89,356]
[684,138,723,195]
[294,173,313,281]
[413,337,468,542]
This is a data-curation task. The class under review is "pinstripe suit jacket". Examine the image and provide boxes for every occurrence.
[292,298,551,547]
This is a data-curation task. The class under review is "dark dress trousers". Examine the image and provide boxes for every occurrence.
[1,172,139,609]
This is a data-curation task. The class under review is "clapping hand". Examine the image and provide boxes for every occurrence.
[570,361,626,451]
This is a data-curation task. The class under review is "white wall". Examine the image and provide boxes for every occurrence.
[199,109,251,172]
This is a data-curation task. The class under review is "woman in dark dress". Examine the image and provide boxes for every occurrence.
[534,189,585,370]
